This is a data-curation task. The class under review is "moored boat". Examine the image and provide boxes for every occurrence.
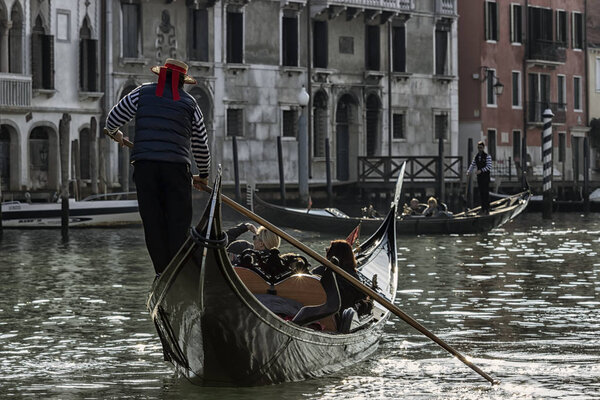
[146,176,399,385]
[1,193,140,228]
[252,190,531,236]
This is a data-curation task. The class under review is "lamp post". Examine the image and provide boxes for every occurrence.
[297,86,310,204]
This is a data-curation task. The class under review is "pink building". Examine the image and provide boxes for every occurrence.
[458,0,588,185]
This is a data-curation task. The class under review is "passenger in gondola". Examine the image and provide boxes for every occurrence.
[422,197,441,217]
[325,240,372,324]
[403,198,425,216]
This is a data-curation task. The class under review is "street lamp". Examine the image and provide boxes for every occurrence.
[478,66,504,96]
[297,86,310,204]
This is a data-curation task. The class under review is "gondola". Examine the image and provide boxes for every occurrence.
[252,190,531,236]
[146,175,399,386]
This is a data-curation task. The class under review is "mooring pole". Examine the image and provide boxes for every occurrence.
[325,138,333,206]
[467,138,473,208]
[59,113,72,240]
[277,136,286,205]
[232,135,241,202]
[542,109,554,219]
[438,137,445,202]
[583,136,590,213]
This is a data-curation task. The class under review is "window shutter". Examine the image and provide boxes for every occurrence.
[282,16,298,66]
[227,12,243,63]
[435,29,447,75]
[87,39,98,91]
[313,21,328,68]
[42,34,54,89]
[79,39,87,90]
[31,32,43,89]
[392,26,406,72]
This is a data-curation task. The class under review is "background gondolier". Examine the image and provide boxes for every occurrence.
[106,58,210,276]
[467,141,492,215]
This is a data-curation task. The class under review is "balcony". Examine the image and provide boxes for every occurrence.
[435,0,455,15]
[0,74,31,109]
[312,0,413,13]
[527,102,566,124]
[527,40,566,65]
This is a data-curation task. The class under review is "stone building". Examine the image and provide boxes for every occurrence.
[0,0,103,200]
[105,0,458,188]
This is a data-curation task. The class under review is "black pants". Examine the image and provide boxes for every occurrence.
[477,173,490,212]
[133,160,192,275]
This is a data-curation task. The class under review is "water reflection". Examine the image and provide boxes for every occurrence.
[0,212,599,399]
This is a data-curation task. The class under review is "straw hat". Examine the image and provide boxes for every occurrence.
[150,58,196,84]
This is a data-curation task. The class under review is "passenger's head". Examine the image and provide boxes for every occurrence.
[410,198,419,209]
[427,197,438,208]
[326,240,357,273]
[477,140,485,153]
[253,226,280,251]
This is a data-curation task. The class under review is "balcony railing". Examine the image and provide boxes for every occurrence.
[527,40,566,63]
[436,0,455,15]
[0,74,32,108]
[313,0,413,12]
[527,101,567,124]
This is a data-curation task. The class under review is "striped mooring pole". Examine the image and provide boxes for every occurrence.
[542,108,554,219]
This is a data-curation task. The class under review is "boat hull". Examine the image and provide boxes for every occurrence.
[147,185,398,386]
[1,199,141,228]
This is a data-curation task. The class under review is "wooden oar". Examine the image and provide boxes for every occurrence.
[199,182,498,385]
[104,128,498,385]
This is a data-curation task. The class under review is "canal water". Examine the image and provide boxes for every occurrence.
[0,210,599,399]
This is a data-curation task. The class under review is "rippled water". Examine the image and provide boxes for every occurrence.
[1,211,599,399]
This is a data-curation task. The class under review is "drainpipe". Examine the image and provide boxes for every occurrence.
[388,20,392,157]
[522,0,529,189]
[306,0,312,178]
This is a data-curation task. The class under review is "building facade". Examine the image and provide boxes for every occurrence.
[587,2,600,170]
[458,0,588,184]
[106,0,458,189]
[0,0,103,199]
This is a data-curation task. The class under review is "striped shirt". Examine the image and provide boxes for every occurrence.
[467,153,492,174]
[106,86,210,177]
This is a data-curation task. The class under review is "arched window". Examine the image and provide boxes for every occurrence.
[79,16,97,91]
[9,2,23,73]
[0,126,10,191]
[335,94,356,181]
[312,90,328,158]
[365,94,381,157]
[31,15,54,89]
[29,127,50,189]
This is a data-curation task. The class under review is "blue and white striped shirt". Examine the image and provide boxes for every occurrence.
[106,86,210,177]
[467,153,492,174]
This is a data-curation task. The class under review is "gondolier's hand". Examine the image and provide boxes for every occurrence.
[476,170,481,175]
[192,174,208,190]
[112,130,127,147]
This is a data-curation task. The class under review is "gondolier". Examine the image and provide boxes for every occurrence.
[467,141,492,214]
[105,58,210,276]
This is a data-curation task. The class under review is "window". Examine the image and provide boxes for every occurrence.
[487,69,497,106]
[434,113,448,140]
[557,75,566,110]
[512,71,521,108]
[572,12,583,49]
[485,1,498,41]
[226,109,244,137]
[227,11,243,63]
[189,8,208,61]
[79,17,97,92]
[282,110,297,138]
[511,4,522,43]
[31,15,54,90]
[365,25,380,70]
[487,129,497,160]
[435,23,449,75]
[392,113,405,140]
[121,3,140,58]
[282,15,298,67]
[313,21,328,68]
[528,7,553,44]
[556,10,567,44]
[558,132,566,162]
[8,2,24,73]
[392,25,406,73]
[573,76,582,111]
[512,130,521,160]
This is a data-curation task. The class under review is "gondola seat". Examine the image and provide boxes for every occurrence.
[291,268,341,329]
